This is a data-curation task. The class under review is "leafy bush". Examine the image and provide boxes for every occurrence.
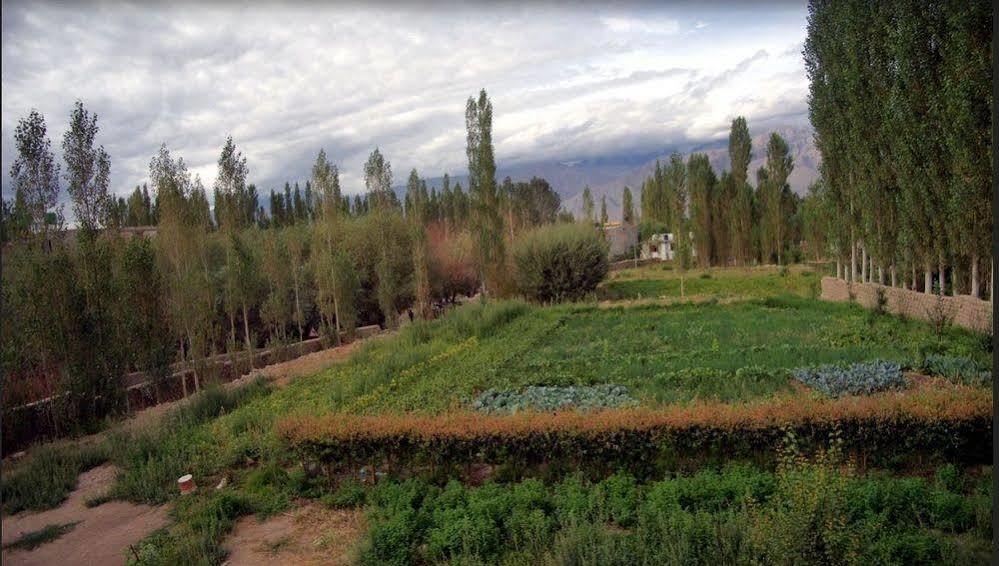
[920,355,992,386]
[513,223,609,302]
[792,360,904,397]
[470,385,636,414]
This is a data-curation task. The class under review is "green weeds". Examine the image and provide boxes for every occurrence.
[1,442,109,514]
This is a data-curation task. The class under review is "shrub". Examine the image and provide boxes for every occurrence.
[470,385,637,414]
[792,360,905,397]
[513,223,608,303]
[280,388,992,483]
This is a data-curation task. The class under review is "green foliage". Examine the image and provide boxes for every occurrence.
[512,222,609,302]
[599,265,816,301]
[126,490,253,566]
[351,461,992,565]
[107,378,272,505]
[1,442,109,514]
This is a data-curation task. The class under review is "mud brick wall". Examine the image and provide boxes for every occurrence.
[821,277,992,333]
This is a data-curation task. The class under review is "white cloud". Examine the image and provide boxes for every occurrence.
[1,2,809,205]
[600,16,681,35]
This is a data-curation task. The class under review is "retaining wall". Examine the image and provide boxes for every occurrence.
[2,324,384,455]
[820,277,992,333]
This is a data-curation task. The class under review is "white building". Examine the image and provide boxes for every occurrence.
[640,233,695,261]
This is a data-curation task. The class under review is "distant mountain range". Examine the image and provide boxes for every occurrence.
[396,124,820,222]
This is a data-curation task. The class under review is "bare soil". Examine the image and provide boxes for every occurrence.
[1,464,170,566]
[222,503,365,566]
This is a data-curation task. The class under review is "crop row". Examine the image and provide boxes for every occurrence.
[280,387,991,483]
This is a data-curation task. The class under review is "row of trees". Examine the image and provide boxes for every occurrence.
[634,117,803,268]
[2,89,582,436]
[803,0,991,298]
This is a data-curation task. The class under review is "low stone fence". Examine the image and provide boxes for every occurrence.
[2,324,384,455]
[609,258,661,271]
[820,277,992,333]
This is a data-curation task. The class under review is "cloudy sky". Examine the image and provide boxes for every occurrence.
[1,1,809,207]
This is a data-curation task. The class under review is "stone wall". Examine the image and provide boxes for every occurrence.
[821,277,992,333]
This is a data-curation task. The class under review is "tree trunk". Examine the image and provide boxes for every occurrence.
[878,265,884,285]
[242,302,253,369]
[836,260,842,280]
[179,338,188,398]
[861,246,867,283]
[850,238,857,283]
[294,277,304,340]
[188,331,200,392]
[331,268,343,346]
[938,259,946,296]
[229,311,237,346]
[924,265,932,295]
[970,253,979,299]
[890,265,897,288]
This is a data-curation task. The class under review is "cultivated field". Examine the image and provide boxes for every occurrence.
[2,266,992,565]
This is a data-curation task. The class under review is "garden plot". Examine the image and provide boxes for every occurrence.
[274,296,988,415]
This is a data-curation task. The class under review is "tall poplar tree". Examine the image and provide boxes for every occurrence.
[621,186,635,224]
[466,89,504,294]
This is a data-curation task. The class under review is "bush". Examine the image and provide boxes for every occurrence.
[470,385,637,414]
[281,387,991,483]
[513,223,608,302]
[792,360,905,397]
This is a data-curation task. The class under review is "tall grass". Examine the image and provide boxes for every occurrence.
[1,442,109,514]
[106,378,273,505]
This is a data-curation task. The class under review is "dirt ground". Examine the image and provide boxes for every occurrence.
[2,337,377,565]
[1,464,170,566]
[222,503,365,566]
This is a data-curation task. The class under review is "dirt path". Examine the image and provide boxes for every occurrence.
[1,464,170,566]
[222,503,365,565]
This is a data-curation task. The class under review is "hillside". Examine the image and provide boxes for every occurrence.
[401,124,819,222]
[563,124,820,220]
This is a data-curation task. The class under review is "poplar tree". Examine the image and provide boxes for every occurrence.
[728,117,753,264]
[581,186,595,223]
[621,187,635,224]
[763,133,794,265]
[466,89,504,294]
[664,153,690,267]
[62,101,111,232]
[9,110,61,238]
[687,153,715,267]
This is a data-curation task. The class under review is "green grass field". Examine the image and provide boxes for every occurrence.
[598,264,821,301]
[270,295,986,414]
